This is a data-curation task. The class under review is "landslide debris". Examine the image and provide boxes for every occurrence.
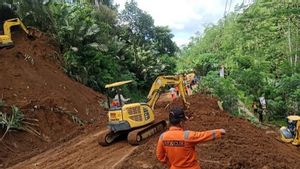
[0,31,106,168]
[117,94,300,169]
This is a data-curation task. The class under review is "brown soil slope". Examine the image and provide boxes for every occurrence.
[0,31,106,168]
[117,94,300,169]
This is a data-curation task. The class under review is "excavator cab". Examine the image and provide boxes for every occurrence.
[280,115,300,145]
[99,75,189,146]
[100,80,158,146]
[0,18,34,48]
[105,80,132,110]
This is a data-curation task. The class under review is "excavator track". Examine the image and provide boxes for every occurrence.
[98,129,121,146]
[127,120,167,145]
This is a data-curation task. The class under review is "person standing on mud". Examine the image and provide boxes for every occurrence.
[252,101,258,114]
[252,101,262,123]
[169,87,177,101]
[156,108,226,169]
[258,102,264,123]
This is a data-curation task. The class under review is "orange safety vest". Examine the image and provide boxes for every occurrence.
[156,126,222,169]
[171,93,176,100]
[111,100,120,107]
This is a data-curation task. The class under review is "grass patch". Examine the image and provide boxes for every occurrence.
[0,105,40,141]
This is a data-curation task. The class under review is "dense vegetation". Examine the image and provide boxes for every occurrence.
[177,1,300,121]
[0,0,177,100]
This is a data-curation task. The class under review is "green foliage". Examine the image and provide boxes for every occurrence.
[117,0,178,89]
[275,74,300,114]
[1,0,53,31]
[47,2,133,91]
[197,72,239,114]
[0,103,40,140]
[1,0,178,99]
[177,53,219,75]
[0,106,24,140]
[121,0,155,45]
[178,1,300,119]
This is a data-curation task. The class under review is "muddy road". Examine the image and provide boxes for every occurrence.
[9,129,137,169]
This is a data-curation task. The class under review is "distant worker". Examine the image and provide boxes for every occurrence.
[258,96,266,122]
[169,87,177,101]
[257,106,263,123]
[111,93,130,108]
[175,85,179,97]
[194,75,200,84]
[219,64,225,78]
[252,101,258,114]
[184,80,191,95]
[252,101,261,122]
[111,98,120,108]
[156,108,226,169]
[190,76,197,90]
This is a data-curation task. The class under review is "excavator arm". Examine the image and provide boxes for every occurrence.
[3,18,30,37]
[146,75,188,109]
[0,18,32,48]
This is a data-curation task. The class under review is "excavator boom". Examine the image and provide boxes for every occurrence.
[147,75,188,109]
[0,18,32,48]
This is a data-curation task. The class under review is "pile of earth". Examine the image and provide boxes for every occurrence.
[117,94,300,169]
[0,31,106,168]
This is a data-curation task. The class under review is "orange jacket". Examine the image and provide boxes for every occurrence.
[156,126,222,169]
[111,100,120,107]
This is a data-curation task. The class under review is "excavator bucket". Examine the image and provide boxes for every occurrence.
[26,27,38,39]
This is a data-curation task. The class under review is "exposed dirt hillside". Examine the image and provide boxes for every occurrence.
[1,31,299,169]
[9,93,300,169]
[117,94,300,169]
[0,31,106,168]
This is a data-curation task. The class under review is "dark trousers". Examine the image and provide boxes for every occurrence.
[258,113,263,122]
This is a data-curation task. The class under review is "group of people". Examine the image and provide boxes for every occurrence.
[169,74,199,101]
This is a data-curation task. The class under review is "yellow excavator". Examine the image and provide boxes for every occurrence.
[279,115,300,145]
[0,18,33,48]
[99,75,189,146]
[185,72,195,82]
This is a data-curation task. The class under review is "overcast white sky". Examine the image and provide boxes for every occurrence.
[114,0,244,46]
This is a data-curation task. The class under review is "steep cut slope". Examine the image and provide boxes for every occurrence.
[0,31,106,168]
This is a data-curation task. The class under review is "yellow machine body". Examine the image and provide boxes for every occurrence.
[0,18,31,48]
[185,72,195,82]
[280,115,300,146]
[108,103,154,129]
[105,75,187,131]
[99,75,188,145]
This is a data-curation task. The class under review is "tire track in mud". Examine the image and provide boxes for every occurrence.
[9,129,137,169]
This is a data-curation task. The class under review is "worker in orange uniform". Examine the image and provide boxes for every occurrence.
[156,107,226,169]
